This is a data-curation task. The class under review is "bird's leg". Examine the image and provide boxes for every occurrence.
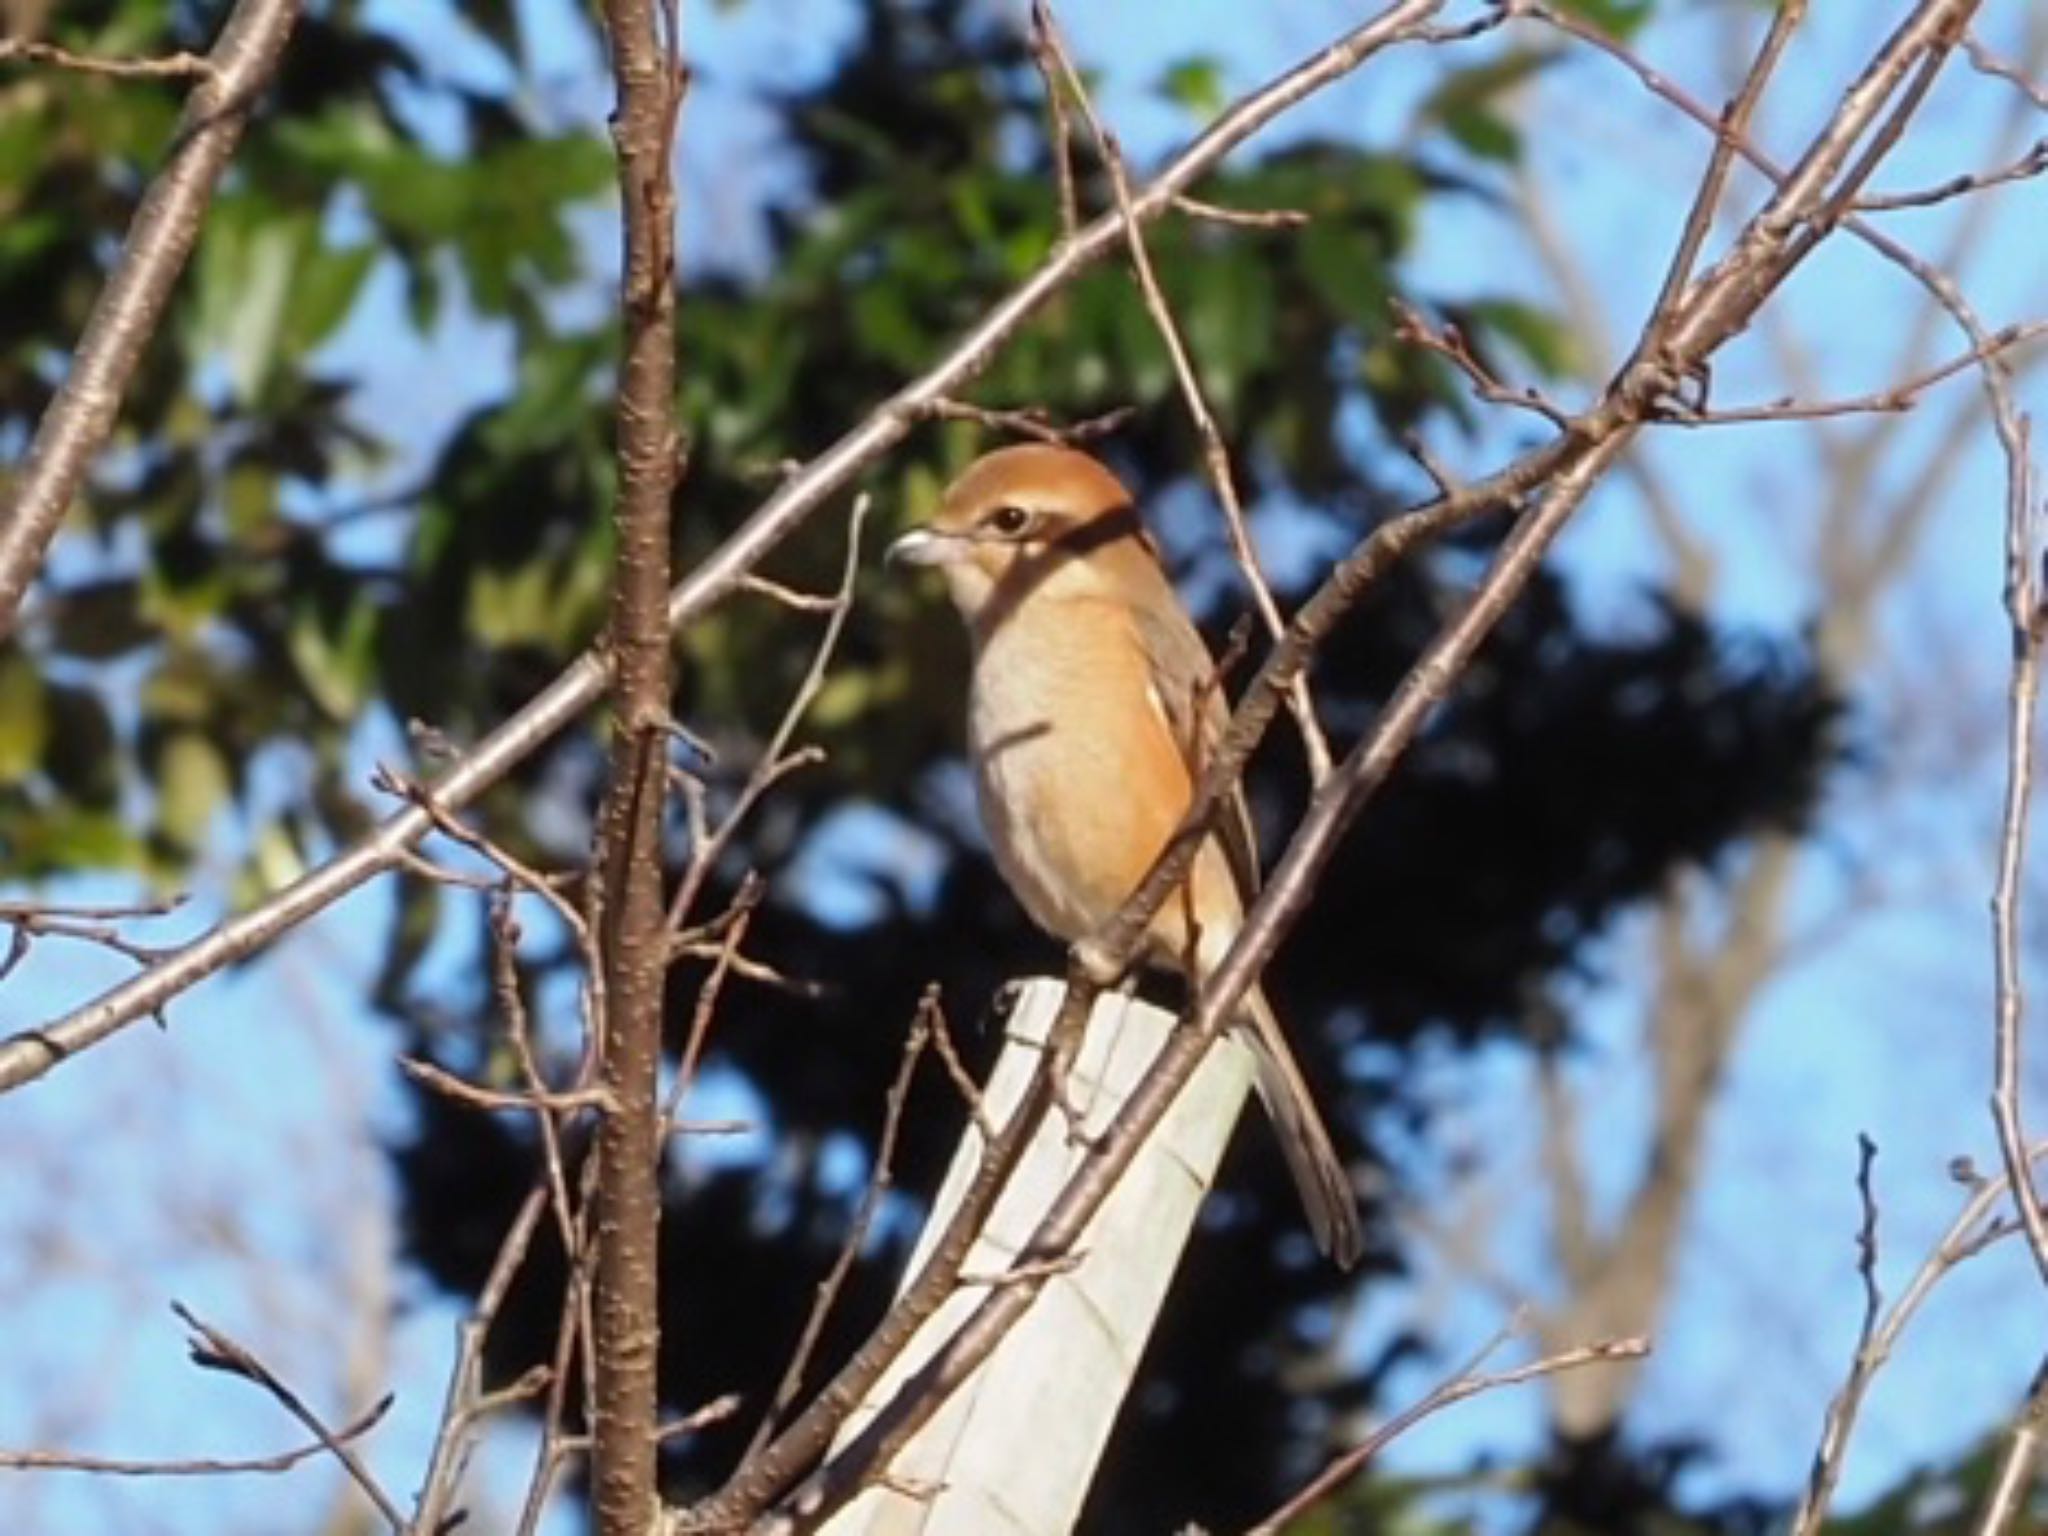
[1045,937,1134,1149]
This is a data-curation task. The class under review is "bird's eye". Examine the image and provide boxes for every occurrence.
[983,504,1033,538]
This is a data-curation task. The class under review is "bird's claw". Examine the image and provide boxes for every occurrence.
[1071,936,1125,990]
[1042,1006,1103,1152]
[1051,1072,1103,1151]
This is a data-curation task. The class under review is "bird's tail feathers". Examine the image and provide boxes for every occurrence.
[1239,988,1363,1270]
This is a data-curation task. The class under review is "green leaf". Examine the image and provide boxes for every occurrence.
[1158,57,1225,118]
[157,730,230,850]
[1417,52,1555,166]
[281,242,378,357]
[0,210,63,269]
[0,653,49,784]
[222,464,277,545]
[1465,298,1578,378]
[1442,103,1520,163]
[7,809,142,876]
[468,559,555,648]
[1556,0,1655,39]
[191,199,310,402]
[289,590,380,720]
[249,820,308,897]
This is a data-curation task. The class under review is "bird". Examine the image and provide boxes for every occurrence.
[887,442,1363,1268]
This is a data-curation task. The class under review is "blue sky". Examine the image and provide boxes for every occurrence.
[3,0,2045,1531]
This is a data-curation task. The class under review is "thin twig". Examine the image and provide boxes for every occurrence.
[1025,8,1080,240]
[171,1302,405,1531]
[925,398,1134,445]
[0,38,214,79]
[667,495,868,932]
[1658,321,2045,426]
[1791,1141,2048,1535]
[663,877,761,1140]
[1638,0,1805,353]
[1789,1136,1885,1533]
[1989,421,2048,1287]
[738,573,843,613]
[925,990,997,1145]
[1392,298,1573,428]
[658,1396,747,1445]
[373,765,592,944]
[398,1055,615,1115]
[410,1184,554,1536]
[0,895,185,982]
[0,1396,392,1478]
[1038,0,1335,785]
[1854,137,2048,211]
[1170,192,1309,229]
[1963,31,2048,111]
[1973,1354,2048,1536]
[1518,0,2034,581]
[1252,1330,1650,1532]
[744,1002,932,1461]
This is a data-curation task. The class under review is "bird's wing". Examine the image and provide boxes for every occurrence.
[1131,594,1263,905]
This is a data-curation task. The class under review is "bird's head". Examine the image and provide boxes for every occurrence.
[886,444,1162,637]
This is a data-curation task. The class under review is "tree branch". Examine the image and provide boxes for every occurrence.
[0,0,303,638]
[588,0,687,1530]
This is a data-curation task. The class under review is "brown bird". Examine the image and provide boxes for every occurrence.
[888,443,1362,1267]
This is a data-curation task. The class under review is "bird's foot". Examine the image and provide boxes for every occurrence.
[1042,999,1103,1152]
[1070,935,1126,991]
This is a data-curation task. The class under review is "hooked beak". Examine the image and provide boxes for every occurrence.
[885,527,969,569]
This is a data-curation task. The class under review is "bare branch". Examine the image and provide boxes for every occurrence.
[0,37,213,80]
[1963,30,2048,110]
[924,398,1135,445]
[410,1185,555,1536]
[1024,8,1078,241]
[664,878,760,1139]
[1854,136,2048,211]
[1638,0,1805,351]
[1790,1144,2048,1533]
[1252,1328,1650,1533]
[0,0,303,638]
[0,894,185,983]
[172,1302,404,1532]
[587,0,688,1528]
[667,495,869,931]
[1974,1354,2048,1536]
[1519,0,2032,555]
[0,1395,391,1479]
[1658,320,2045,426]
[1037,0,1336,785]
[1392,298,1573,428]
[1989,435,2048,1287]
[744,1000,932,1462]
[397,1055,614,1115]
[1788,1136,1886,1534]
[1169,193,1308,230]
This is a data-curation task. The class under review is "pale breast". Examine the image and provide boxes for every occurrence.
[967,605,1189,941]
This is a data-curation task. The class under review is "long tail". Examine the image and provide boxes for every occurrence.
[1239,988,1363,1269]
